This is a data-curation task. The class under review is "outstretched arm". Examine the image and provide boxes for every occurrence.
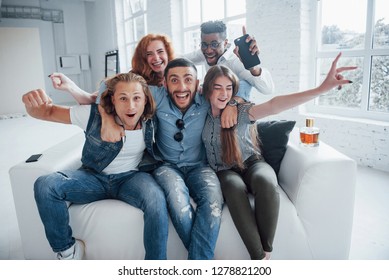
[22,89,71,124]
[49,72,97,104]
[249,52,357,120]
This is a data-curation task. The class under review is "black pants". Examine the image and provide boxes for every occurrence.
[217,156,280,260]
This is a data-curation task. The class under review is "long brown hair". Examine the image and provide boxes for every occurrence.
[131,34,175,86]
[100,72,156,121]
[203,65,246,169]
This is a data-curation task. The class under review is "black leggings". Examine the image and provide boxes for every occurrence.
[217,157,280,260]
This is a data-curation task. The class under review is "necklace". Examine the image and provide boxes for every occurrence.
[116,116,142,148]
[131,118,142,130]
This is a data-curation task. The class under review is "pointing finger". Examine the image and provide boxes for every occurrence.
[331,52,342,68]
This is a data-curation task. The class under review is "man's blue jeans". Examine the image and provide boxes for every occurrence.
[153,163,223,260]
[34,168,169,260]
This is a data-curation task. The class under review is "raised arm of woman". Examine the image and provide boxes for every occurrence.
[249,53,356,121]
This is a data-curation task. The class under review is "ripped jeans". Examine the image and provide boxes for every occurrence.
[153,163,223,260]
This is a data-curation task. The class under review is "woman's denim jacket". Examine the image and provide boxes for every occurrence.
[81,104,161,173]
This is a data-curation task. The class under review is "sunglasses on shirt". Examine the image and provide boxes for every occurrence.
[174,119,185,142]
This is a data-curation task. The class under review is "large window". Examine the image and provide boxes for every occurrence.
[310,0,389,121]
[115,0,147,72]
[182,0,246,59]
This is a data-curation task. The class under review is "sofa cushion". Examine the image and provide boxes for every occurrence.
[256,120,296,174]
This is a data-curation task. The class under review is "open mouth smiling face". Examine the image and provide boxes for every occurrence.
[201,33,226,66]
[166,66,198,113]
[209,75,234,116]
[146,40,169,74]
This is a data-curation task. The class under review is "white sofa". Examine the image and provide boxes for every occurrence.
[9,128,357,260]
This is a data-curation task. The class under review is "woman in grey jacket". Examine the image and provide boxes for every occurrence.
[201,53,356,259]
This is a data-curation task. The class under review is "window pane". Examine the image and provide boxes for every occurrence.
[369,55,389,112]
[134,16,145,41]
[320,0,367,50]
[317,57,363,109]
[373,0,389,49]
[184,29,201,53]
[124,20,134,43]
[226,0,245,17]
[203,0,224,22]
[130,0,144,13]
[184,0,201,27]
[226,18,246,41]
[123,0,132,18]
[126,44,134,70]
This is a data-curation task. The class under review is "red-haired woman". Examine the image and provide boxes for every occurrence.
[131,33,175,86]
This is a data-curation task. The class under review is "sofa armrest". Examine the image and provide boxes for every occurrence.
[9,132,84,259]
[277,128,357,259]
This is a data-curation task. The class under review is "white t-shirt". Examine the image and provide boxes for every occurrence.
[70,105,145,174]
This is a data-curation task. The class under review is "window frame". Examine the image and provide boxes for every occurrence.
[181,0,247,53]
[306,0,389,122]
[115,0,147,73]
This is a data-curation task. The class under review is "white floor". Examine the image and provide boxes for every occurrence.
[0,115,82,260]
[0,115,388,260]
[349,166,389,259]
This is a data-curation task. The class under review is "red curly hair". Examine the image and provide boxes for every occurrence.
[131,34,175,86]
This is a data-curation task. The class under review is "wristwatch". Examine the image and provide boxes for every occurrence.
[228,99,238,107]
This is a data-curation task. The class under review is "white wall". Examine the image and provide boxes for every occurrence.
[0,27,45,115]
[0,18,60,103]
[84,0,117,90]
[0,0,94,107]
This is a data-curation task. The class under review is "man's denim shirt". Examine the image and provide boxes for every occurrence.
[149,86,208,167]
[148,81,252,168]
[81,104,122,172]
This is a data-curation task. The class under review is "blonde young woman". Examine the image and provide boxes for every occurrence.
[201,53,356,260]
